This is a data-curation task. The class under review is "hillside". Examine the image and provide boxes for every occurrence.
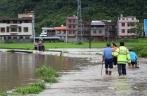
[0,0,147,35]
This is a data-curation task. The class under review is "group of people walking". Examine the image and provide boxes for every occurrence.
[102,42,138,76]
[34,40,45,53]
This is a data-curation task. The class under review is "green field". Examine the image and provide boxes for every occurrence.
[0,41,146,50]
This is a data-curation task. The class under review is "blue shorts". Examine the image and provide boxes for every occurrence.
[105,58,113,68]
[38,46,43,51]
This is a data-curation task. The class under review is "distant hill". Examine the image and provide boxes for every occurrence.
[0,0,146,35]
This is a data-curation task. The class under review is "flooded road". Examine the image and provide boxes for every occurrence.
[0,48,147,96]
[36,48,147,96]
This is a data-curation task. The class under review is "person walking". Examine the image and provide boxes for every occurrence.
[34,41,38,53]
[129,49,139,68]
[38,40,43,53]
[102,43,114,75]
[112,43,118,68]
[112,42,131,76]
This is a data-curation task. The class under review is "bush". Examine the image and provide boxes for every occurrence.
[13,81,45,95]
[36,65,60,83]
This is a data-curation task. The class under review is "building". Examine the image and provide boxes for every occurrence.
[90,21,105,42]
[117,14,139,38]
[82,21,91,42]
[104,21,117,41]
[41,27,55,36]
[54,26,68,42]
[0,11,34,43]
[66,15,78,42]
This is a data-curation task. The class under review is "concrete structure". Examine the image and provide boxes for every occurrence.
[82,21,91,42]
[90,21,105,42]
[117,14,139,38]
[66,15,78,42]
[104,21,117,41]
[41,27,55,36]
[0,11,34,43]
[54,26,68,42]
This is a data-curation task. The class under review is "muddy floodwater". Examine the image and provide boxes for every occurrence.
[0,52,86,93]
[0,48,147,96]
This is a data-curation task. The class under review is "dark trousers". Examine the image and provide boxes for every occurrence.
[117,64,126,76]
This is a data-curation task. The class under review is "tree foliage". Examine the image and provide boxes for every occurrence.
[0,0,147,35]
[130,22,144,38]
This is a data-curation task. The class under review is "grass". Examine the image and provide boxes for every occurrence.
[0,42,146,50]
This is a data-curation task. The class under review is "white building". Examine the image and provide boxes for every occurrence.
[0,11,34,43]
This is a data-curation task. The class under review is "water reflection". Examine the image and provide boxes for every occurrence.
[0,52,85,93]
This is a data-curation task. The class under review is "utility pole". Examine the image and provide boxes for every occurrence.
[30,11,35,43]
[77,0,83,44]
[89,5,92,48]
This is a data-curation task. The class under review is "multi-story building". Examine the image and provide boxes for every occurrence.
[90,21,105,42]
[117,14,139,38]
[0,11,34,43]
[104,21,117,41]
[54,26,68,42]
[66,15,78,42]
[82,21,91,42]
[41,27,55,36]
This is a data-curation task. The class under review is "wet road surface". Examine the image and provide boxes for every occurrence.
[36,48,147,96]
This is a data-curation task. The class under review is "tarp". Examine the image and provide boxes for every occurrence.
[144,19,147,34]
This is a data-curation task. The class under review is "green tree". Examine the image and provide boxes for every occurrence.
[130,22,144,38]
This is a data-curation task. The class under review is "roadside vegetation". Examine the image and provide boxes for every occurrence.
[0,65,60,95]
[0,38,147,49]
[1,38,147,57]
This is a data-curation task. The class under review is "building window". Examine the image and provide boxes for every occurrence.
[73,25,75,28]
[13,37,17,39]
[20,37,23,39]
[8,37,11,39]
[93,30,96,34]
[11,27,17,32]
[13,20,17,23]
[69,31,72,34]
[25,37,30,39]
[127,29,130,33]
[1,27,5,32]
[122,23,125,26]
[99,30,102,34]
[132,18,134,20]
[24,27,28,32]
[73,31,76,34]
[19,27,21,32]
[69,25,71,28]
[24,20,29,23]
[122,29,125,33]
[69,20,71,22]
[73,20,75,22]
[127,23,134,26]
[7,27,9,32]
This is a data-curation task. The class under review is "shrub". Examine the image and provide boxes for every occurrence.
[36,65,60,83]
[13,81,45,95]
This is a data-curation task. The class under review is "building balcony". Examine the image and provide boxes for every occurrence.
[67,22,77,25]
[9,32,18,35]
[68,28,77,31]
[68,34,76,37]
